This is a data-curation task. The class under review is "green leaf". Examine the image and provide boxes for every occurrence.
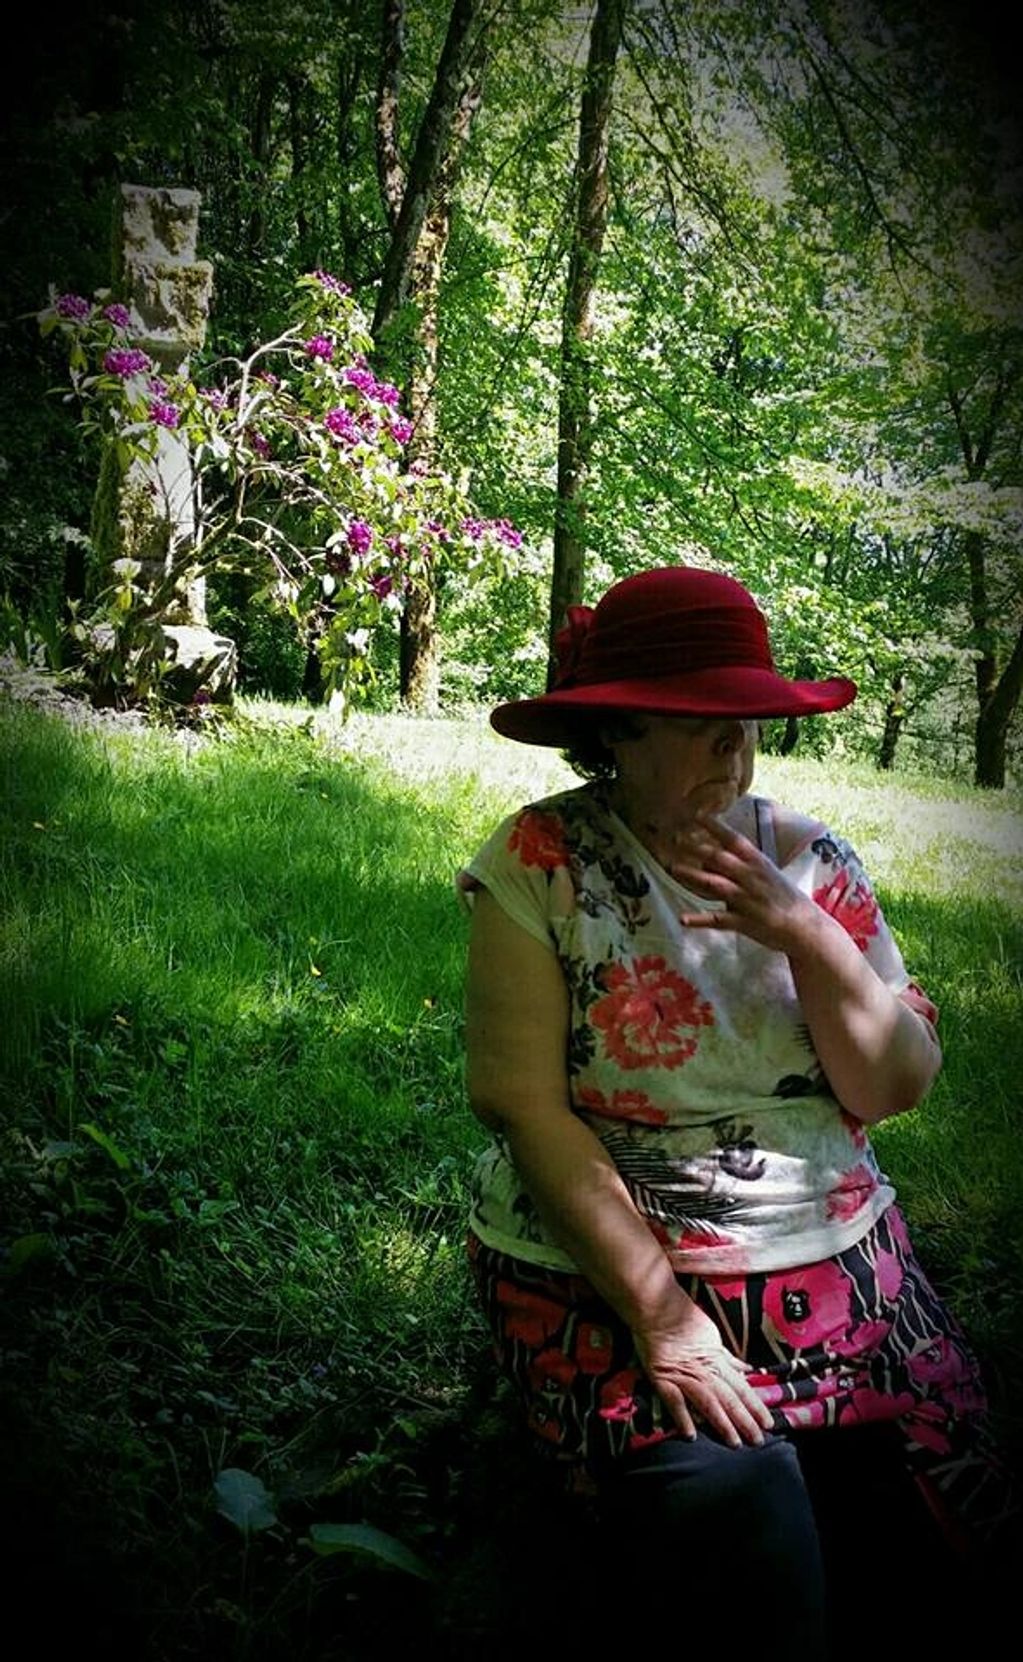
[306,1521,433,1579]
[5,1233,54,1273]
[214,1468,278,1533]
[79,1121,132,1171]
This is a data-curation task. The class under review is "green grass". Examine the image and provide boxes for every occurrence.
[2,696,1022,1658]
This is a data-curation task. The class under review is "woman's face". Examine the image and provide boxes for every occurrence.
[606,714,758,824]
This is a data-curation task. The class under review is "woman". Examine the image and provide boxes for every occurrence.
[459,567,1015,1650]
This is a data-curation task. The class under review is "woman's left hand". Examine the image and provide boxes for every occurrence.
[666,813,820,957]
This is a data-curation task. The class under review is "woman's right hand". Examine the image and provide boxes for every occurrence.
[635,1304,775,1448]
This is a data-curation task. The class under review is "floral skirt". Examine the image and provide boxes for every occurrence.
[468,1205,1015,1549]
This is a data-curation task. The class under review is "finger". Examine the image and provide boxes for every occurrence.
[695,1377,769,1447]
[657,1384,698,1441]
[678,910,742,931]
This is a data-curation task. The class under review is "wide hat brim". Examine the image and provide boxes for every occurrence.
[490,665,857,747]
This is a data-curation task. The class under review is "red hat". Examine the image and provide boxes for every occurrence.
[490,567,856,746]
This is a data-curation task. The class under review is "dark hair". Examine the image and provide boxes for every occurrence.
[561,711,648,780]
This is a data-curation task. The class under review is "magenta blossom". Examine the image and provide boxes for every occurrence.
[256,369,281,388]
[149,398,181,429]
[304,335,335,362]
[103,302,132,329]
[369,572,394,599]
[492,517,523,548]
[384,535,405,560]
[104,347,152,377]
[347,519,373,556]
[357,408,379,437]
[374,380,401,408]
[199,386,229,411]
[311,269,351,296]
[461,517,486,540]
[250,432,272,459]
[425,519,451,542]
[324,406,359,443]
[344,365,378,397]
[389,417,414,445]
[56,293,92,321]
[148,376,168,397]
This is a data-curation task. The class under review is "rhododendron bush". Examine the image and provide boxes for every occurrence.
[37,271,523,710]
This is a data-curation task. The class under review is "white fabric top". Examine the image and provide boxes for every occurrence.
[459,782,914,1276]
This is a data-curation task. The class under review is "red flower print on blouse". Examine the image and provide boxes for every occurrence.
[507,808,570,871]
[812,865,880,952]
[495,1281,566,1346]
[673,1227,736,1251]
[824,1161,878,1222]
[839,1108,868,1151]
[763,1260,852,1349]
[589,956,714,1071]
[575,1084,670,1126]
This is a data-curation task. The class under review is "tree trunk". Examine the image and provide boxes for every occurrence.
[779,716,800,756]
[974,618,1023,787]
[876,673,906,770]
[288,74,310,256]
[372,0,485,344]
[247,72,275,265]
[547,0,625,685]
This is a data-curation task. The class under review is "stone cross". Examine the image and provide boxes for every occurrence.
[92,183,236,701]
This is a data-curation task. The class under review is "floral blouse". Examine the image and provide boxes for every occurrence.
[459,782,936,1277]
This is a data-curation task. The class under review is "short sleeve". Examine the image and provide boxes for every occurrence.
[456,803,574,952]
[807,831,911,994]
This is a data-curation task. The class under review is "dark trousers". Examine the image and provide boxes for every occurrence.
[594,1424,987,1658]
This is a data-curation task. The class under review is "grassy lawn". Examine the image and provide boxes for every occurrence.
[2,695,1021,1658]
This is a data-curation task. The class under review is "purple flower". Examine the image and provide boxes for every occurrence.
[347,519,373,556]
[461,516,486,541]
[103,302,131,329]
[388,417,414,445]
[149,398,181,429]
[56,293,92,321]
[148,376,168,396]
[324,406,359,443]
[344,365,378,397]
[357,408,379,438]
[103,347,152,377]
[304,335,335,362]
[425,519,451,542]
[311,269,351,297]
[374,380,401,408]
[199,386,229,411]
[257,369,281,388]
[493,517,523,548]
[384,534,405,560]
[192,688,212,707]
[369,572,393,599]
[250,432,271,459]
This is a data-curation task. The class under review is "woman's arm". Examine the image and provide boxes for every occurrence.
[669,815,941,1125]
[466,889,773,1447]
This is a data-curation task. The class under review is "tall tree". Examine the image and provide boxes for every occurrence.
[372,0,491,708]
[546,0,625,680]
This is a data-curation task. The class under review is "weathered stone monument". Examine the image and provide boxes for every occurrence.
[92,183,236,702]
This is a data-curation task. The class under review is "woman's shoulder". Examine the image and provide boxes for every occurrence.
[755,797,829,868]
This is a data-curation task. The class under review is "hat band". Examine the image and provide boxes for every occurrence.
[574,603,774,686]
